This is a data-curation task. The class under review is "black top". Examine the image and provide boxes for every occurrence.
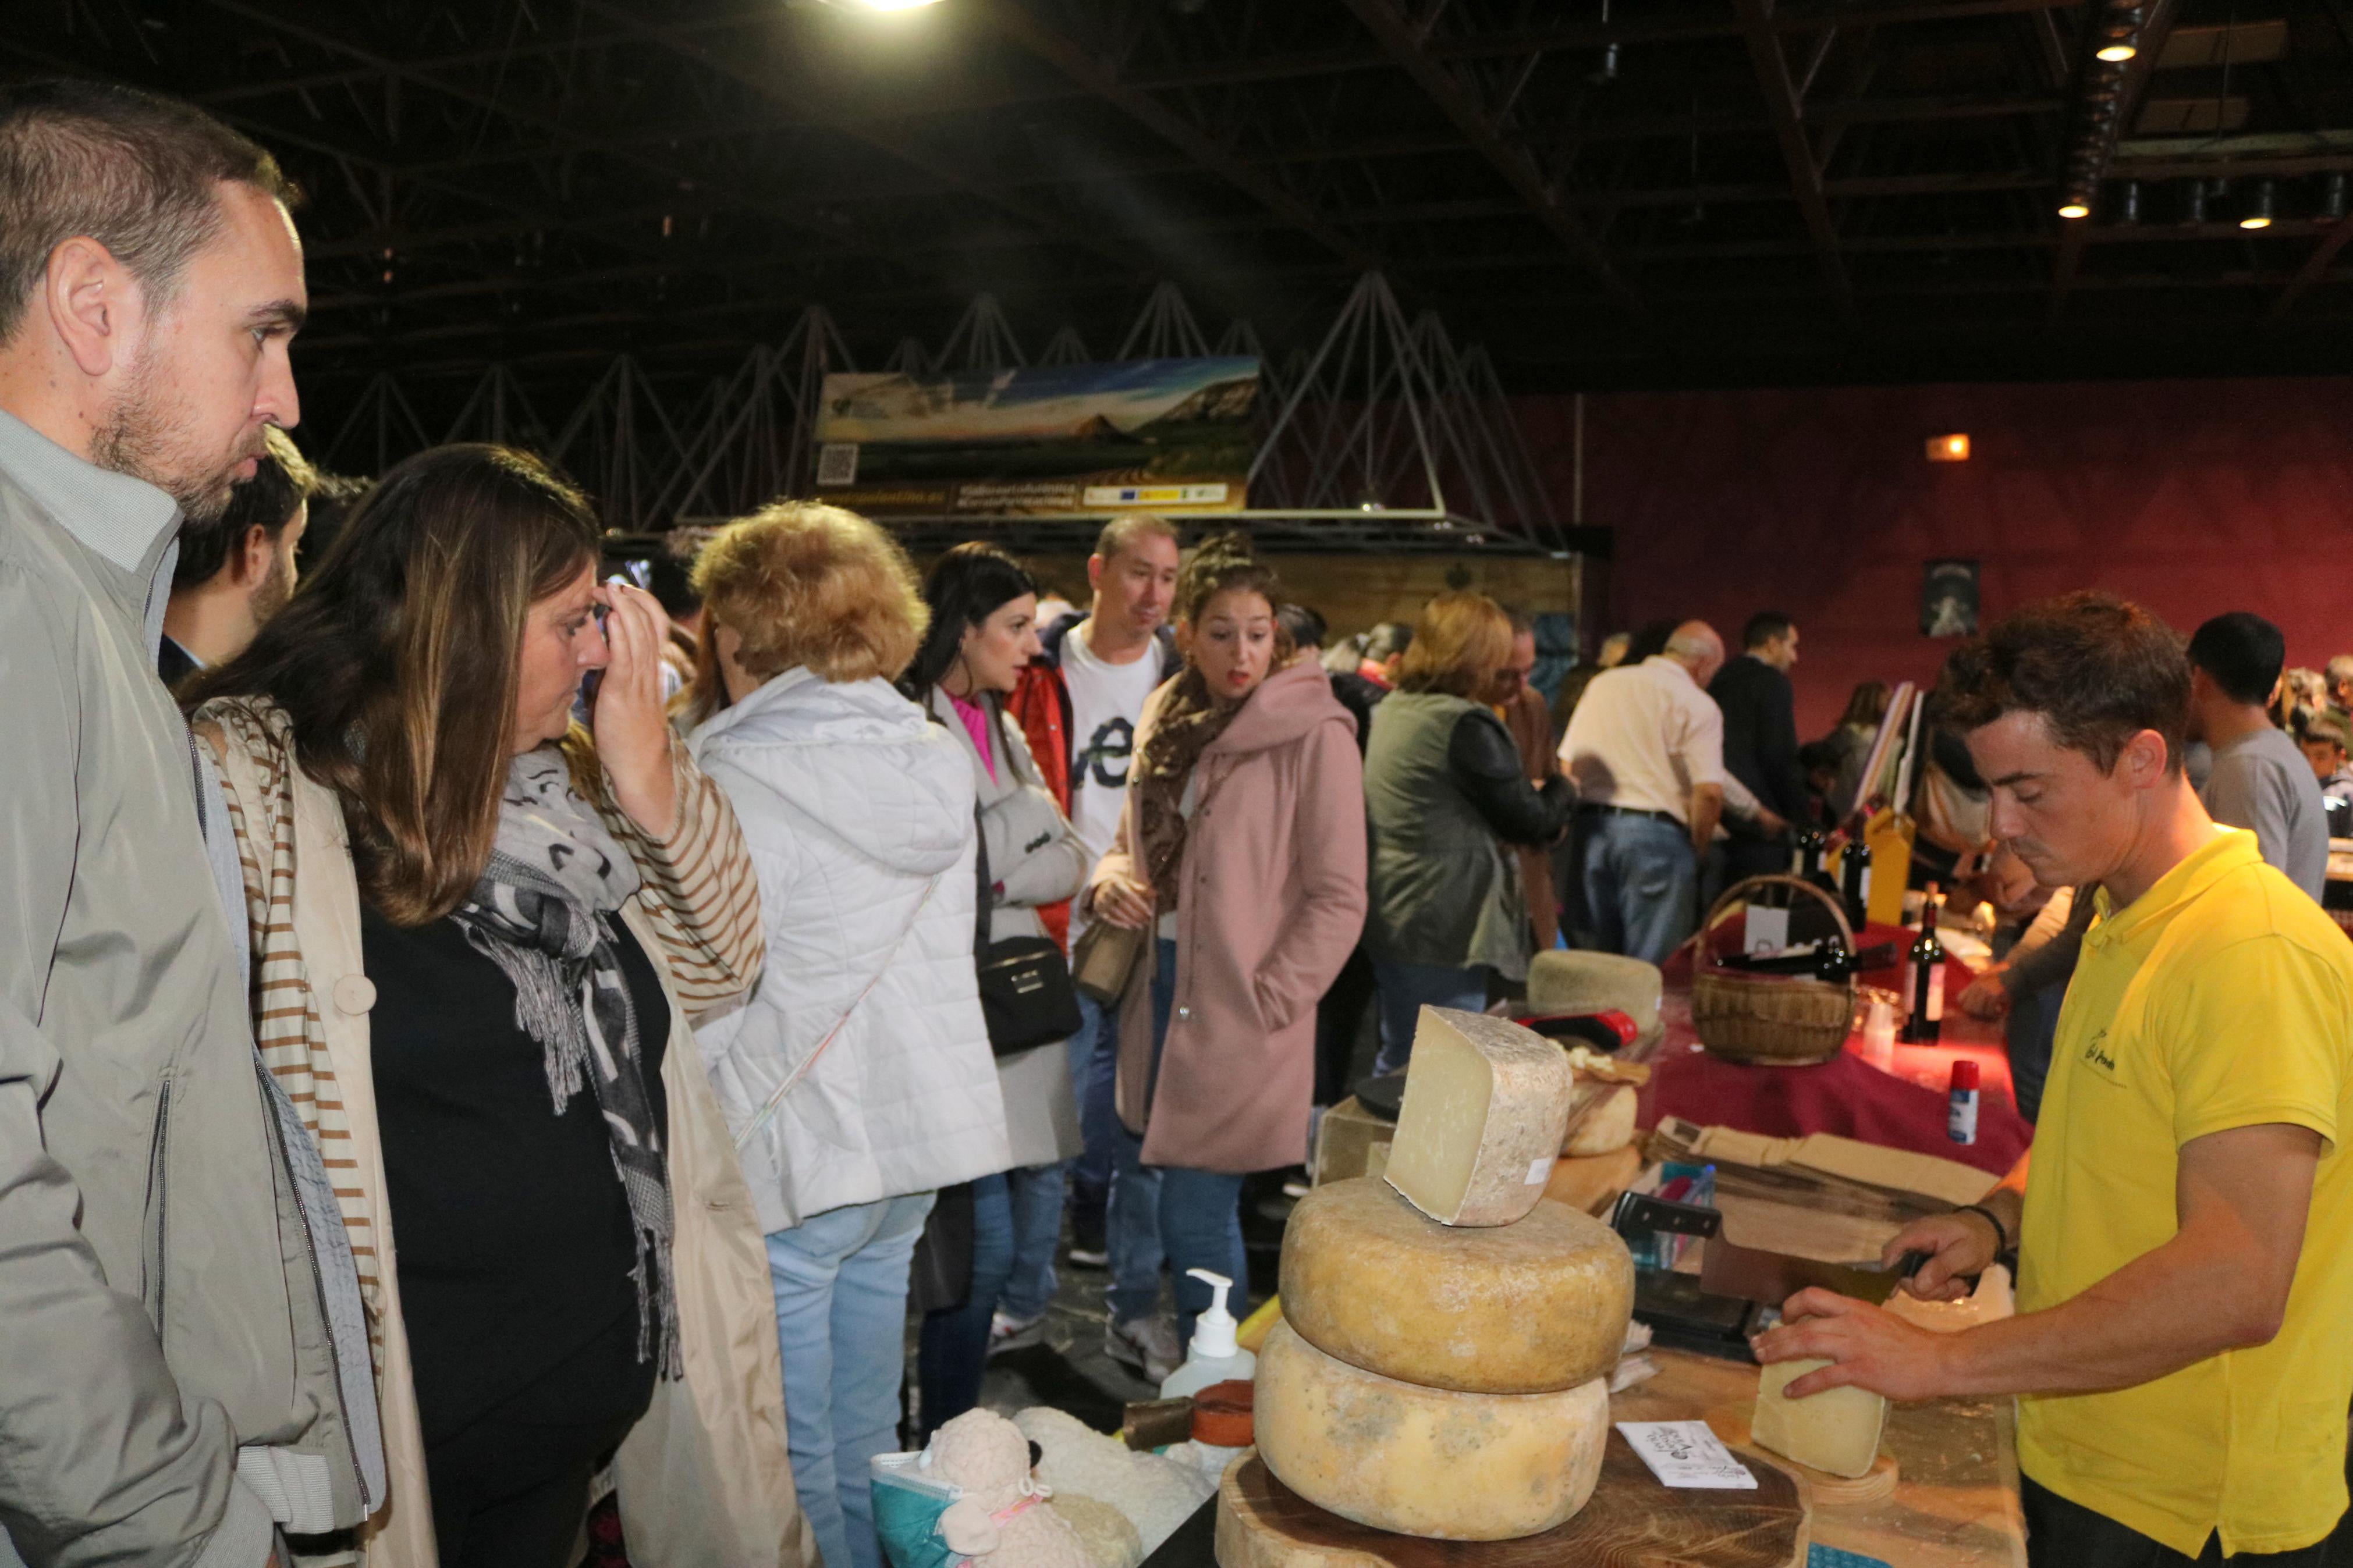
[157,634,199,692]
[364,904,669,1444]
[1328,670,1387,755]
[1448,707,1575,845]
[1710,653,1811,824]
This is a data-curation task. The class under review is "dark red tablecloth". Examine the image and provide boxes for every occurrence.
[1639,935,2033,1178]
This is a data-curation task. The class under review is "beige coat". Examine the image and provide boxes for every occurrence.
[205,722,813,1568]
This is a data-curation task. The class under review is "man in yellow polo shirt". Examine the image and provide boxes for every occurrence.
[1757,592,2353,1565]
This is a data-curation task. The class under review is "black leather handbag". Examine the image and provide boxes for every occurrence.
[973,803,1083,1056]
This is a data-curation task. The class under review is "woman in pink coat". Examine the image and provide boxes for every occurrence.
[1083,535,1368,1347]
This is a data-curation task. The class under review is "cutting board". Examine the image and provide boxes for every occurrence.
[1214,1437,1811,1567]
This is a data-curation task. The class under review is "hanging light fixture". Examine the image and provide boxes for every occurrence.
[2324,173,2349,223]
[2119,181,2142,223]
[2240,180,2274,230]
[2183,179,2210,225]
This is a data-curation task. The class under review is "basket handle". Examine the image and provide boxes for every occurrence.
[1691,873,1858,977]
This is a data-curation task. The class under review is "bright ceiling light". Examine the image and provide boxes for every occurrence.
[2096,42,2138,62]
[2240,214,2273,230]
[2057,201,2091,219]
[817,0,946,9]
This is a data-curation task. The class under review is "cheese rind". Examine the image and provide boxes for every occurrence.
[1752,1358,1888,1478]
[1563,1082,1638,1156]
[1280,1178,1633,1394]
[1254,1321,1608,1541]
[1382,1007,1574,1227]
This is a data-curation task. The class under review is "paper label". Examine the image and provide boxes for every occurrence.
[1613,1421,1759,1489]
[1743,905,1790,955]
[1926,966,1946,1022]
[1527,1157,1552,1186]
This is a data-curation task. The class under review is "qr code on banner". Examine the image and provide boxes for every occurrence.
[817,442,858,486]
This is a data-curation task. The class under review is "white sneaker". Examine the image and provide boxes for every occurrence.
[987,1310,1046,1357]
[1105,1314,1184,1385]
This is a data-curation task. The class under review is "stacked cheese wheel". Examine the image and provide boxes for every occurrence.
[1257,1007,1637,1542]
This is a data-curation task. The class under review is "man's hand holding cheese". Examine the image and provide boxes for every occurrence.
[1753,593,2353,1566]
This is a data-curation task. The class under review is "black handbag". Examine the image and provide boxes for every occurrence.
[973,800,1083,1057]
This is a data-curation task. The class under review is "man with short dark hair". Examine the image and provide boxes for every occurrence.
[159,424,311,684]
[2187,611,2326,901]
[1756,592,2353,1567]
[2326,653,2353,718]
[2296,712,2353,836]
[1709,610,1807,886]
[0,79,379,1565]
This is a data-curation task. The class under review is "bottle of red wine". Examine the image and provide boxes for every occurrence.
[1793,825,1827,884]
[1839,833,1873,930]
[1901,884,1947,1044]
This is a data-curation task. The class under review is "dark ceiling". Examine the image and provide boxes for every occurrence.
[10,0,2353,439]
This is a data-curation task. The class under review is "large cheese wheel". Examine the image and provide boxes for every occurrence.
[1254,1321,1609,1541]
[1383,1006,1573,1227]
[1279,1177,1632,1394]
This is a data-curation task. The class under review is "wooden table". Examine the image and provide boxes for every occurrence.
[1142,1346,2025,1568]
[1619,1348,2027,1568]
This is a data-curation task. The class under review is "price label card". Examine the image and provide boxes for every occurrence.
[1614,1420,1759,1489]
[1743,905,1791,955]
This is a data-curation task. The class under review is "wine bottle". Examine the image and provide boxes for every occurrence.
[1792,825,1826,882]
[1901,884,1947,1044]
[1839,833,1873,930]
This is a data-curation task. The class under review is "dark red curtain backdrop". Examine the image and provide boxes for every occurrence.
[1520,379,2353,738]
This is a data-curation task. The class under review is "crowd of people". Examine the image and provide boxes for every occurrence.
[7,75,2353,1568]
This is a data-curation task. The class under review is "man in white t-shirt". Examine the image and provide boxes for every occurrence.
[1000,514,1183,1372]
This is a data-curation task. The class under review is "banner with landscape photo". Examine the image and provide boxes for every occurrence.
[812,357,1260,516]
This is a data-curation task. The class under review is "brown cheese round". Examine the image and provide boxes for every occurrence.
[1279,1176,1634,1395]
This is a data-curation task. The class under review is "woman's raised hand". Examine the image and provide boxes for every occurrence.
[592,580,680,840]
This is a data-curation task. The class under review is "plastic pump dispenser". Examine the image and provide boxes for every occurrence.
[1158,1269,1258,1398]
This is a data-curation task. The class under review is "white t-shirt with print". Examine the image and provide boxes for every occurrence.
[1060,624,1164,945]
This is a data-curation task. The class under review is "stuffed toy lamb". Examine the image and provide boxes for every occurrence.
[926,1409,1094,1568]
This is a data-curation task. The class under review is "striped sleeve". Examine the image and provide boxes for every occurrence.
[590,736,766,1021]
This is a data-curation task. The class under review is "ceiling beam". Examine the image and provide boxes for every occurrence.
[2269,211,2353,318]
[1734,0,1857,324]
[957,0,1377,271]
[1333,0,1644,317]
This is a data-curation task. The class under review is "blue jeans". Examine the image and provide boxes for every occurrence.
[1105,938,1250,1346]
[766,1190,936,1568]
[1582,812,1699,965]
[1369,961,1491,1077]
[992,1160,1068,1324]
[1067,990,1121,1210]
[915,1171,1016,1438]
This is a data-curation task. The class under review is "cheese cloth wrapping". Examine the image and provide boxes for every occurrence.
[450,746,681,1378]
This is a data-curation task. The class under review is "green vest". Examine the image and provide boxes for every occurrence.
[1362,690,1531,980]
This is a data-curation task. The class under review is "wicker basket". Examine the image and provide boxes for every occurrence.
[1688,873,1857,1066]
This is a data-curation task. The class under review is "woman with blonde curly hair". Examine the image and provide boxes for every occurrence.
[684,503,1009,1568]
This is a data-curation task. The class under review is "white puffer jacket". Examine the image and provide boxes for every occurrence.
[691,668,1012,1235]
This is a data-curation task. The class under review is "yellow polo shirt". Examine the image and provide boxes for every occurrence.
[2019,828,2353,1556]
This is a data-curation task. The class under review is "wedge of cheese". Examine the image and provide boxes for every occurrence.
[1383,1007,1574,1227]
[1280,1177,1632,1394]
[1752,1357,1887,1479]
[1563,1082,1638,1157]
[1254,1321,1608,1541]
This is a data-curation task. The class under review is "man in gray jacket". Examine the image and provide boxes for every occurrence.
[0,82,379,1566]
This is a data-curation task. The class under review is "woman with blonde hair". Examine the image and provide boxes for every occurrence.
[683,504,1008,1568]
[187,445,807,1567]
[1084,534,1366,1352]
[1361,591,1575,1074]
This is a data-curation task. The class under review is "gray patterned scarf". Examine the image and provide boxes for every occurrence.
[450,747,680,1378]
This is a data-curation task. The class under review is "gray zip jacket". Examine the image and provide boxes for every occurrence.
[0,410,378,1566]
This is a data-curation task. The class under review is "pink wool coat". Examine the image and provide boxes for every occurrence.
[1087,658,1368,1172]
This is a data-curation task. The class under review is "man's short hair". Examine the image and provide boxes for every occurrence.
[1742,610,1795,651]
[1934,591,2189,776]
[2300,711,2353,754]
[2326,654,2353,691]
[1276,602,1326,653]
[2185,611,2287,707]
[1362,621,1412,662]
[1499,603,1535,636]
[0,80,299,342]
[172,426,314,589]
[1092,513,1179,564]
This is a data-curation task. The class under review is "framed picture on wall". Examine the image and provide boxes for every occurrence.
[1923,559,1979,638]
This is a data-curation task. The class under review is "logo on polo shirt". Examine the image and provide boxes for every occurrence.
[2081,1030,2118,1076]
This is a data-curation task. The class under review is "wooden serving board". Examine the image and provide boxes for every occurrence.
[1215,1439,1811,1567]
